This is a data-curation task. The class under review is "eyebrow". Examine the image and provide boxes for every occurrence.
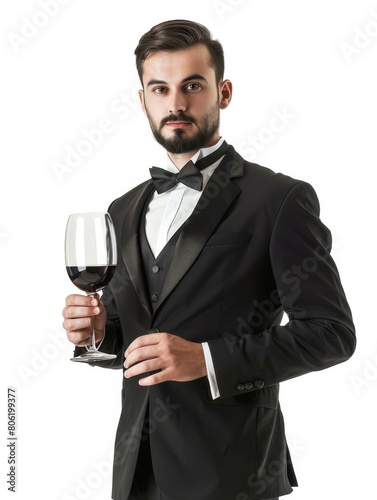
[146,74,208,87]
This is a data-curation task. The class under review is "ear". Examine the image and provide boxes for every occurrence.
[138,89,146,114]
[219,79,232,110]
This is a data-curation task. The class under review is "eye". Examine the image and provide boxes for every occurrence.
[153,86,168,94]
[185,83,201,92]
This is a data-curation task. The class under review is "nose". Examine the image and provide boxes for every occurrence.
[168,89,187,115]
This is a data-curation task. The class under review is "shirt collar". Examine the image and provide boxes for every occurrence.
[165,137,225,173]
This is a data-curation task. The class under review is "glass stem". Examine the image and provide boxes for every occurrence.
[86,292,98,352]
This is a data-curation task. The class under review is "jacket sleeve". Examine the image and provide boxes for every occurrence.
[207,181,356,399]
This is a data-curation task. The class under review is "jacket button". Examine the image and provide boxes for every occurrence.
[245,382,254,390]
[237,384,245,391]
[149,328,160,333]
[152,265,160,274]
[151,294,158,302]
[254,380,264,389]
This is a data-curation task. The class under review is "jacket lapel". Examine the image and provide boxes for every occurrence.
[154,147,244,314]
[120,180,155,317]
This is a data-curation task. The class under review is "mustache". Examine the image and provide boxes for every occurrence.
[160,113,196,127]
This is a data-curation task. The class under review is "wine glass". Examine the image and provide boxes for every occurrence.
[65,212,117,363]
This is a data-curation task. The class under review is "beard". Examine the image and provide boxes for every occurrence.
[145,105,220,154]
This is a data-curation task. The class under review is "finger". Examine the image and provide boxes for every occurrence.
[67,331,91,346]
[138,370,171,386]
[63,304,100,320]
[124,344,161,369]
[124,359,162,379]
[65,294,99,307]
[125,333,164,357]
[63,316,93,333]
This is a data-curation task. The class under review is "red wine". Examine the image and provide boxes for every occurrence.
[66,265,116,293]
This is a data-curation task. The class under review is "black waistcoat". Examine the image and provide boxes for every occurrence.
[139,196,183,312]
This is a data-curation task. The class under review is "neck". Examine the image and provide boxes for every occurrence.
[167,134,221,170]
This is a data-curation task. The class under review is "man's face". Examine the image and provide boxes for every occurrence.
[139,44,231,155]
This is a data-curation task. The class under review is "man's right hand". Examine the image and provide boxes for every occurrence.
[62,294,107,347]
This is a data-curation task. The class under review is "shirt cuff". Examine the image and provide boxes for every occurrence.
[202,342,220,400]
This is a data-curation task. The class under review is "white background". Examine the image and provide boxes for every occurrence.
[1,0,376,499]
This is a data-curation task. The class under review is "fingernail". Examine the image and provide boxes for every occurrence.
[93,307,99,314]
[91,299,98,306]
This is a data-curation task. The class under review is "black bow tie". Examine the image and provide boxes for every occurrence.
[150,141,229,194]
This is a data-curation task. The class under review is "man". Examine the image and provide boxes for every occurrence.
[62,19,356,500]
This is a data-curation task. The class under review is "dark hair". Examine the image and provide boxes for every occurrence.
[134,19,225,84]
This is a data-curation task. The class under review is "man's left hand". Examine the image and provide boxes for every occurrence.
[124,333,207,386]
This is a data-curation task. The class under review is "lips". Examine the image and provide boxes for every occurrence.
[166,121,191,128]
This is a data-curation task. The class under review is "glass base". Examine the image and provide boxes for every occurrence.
[70,350,117,363]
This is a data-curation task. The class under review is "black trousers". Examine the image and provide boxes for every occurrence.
[128,433,278,500]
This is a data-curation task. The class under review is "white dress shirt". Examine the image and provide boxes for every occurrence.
[145,138,226,399]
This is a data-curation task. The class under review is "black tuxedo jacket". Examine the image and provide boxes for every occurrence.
[94,146,356,500]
